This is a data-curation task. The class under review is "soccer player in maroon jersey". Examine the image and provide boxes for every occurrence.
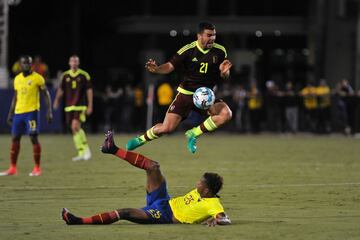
[53,55,93,161]
[127,22,232,153]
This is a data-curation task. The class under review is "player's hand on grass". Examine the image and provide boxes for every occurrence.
[145,59,158,73]
[202,218,217,227]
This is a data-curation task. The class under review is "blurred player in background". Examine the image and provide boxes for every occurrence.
[126,21,232,153]
[62,131,231,226]
[53,55,93,161]
[0,55,53,176]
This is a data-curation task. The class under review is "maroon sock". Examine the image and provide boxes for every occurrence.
[82,211,120,224]
[33,143,41,168]
[114,148,152,170]
[10,140,20,168]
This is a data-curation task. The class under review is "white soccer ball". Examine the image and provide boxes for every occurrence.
[193,87,215,110]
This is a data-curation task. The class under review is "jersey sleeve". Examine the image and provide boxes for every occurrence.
[85,74,92,89]
[169,43,193,69]
[81,70,92,89]
[37,74,46,90]
[207,200,225,218]
[13,76,18,91]
[169,52,187,70]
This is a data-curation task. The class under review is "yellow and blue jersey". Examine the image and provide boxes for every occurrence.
[14,72,45,114]
[169,189,225,224]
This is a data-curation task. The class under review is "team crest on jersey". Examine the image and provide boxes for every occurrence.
[66,77,70,82]
[27,80,32,85]
[213,56,218,64]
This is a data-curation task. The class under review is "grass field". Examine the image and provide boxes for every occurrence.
[0,133,360,240]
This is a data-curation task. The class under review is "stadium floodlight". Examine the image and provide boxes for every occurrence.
[7,0,21,6]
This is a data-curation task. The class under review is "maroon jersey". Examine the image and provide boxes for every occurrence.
[169,41,227,92]
[61,68,92,111]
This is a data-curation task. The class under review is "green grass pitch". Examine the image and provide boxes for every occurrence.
[0,133,359,240]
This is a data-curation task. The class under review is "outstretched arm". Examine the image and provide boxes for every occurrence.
[145,59,175,74]
[203,212,231,227]
[219,60,232,80]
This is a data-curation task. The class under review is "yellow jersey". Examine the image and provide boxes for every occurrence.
[169,189,225,224]
[14,72,46,114]
[316,86,331,108]
[300,86,317,110]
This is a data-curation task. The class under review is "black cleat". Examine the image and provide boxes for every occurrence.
[62,208,82,225]
[101,130,119,154]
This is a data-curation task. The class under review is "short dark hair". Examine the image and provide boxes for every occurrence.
[198,21,215,33]
[203,172,223,196]
[19,55,32,62]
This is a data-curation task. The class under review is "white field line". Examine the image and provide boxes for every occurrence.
[0,182,360,191]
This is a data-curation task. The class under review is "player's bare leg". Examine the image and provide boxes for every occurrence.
[28,134,42,176]
[71,118,91,161]
[0,135,21,176]
[126,112,182,150]
[185,102,232,153]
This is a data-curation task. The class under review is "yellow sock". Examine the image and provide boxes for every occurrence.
[193,117,218,137]
[78,128,89,150]
[73,132,84,156]
[139,127,159,142]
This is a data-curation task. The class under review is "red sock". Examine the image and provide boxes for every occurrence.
[33,143,41,168]
[10,140,20,169]
[82,211,120,224]
[114,148,152,170]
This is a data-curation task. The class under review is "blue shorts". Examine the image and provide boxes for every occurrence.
[142,181,173,224]
[11,111,40,136]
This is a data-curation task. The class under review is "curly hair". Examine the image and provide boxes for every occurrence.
[203,172,223,196]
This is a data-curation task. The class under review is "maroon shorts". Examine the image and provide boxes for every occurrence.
[167,92,222,120]
[65,110,86,124]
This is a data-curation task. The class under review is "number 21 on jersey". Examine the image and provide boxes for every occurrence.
[199,62,208,73]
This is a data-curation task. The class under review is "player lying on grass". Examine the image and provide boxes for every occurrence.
[62,131,231,226]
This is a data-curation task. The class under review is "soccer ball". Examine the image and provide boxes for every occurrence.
[193,87,215,110]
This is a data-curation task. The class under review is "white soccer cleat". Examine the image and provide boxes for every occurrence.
[83,148,92,161]
[72,155,84,161]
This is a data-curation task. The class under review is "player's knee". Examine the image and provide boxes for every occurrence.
[71,123,80,132]
[149,160,160,171]
[30,134,39,144]
[12,135,21,142]
[223,108,233,122]
[118,208,131,219]
[159,125,175,134]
